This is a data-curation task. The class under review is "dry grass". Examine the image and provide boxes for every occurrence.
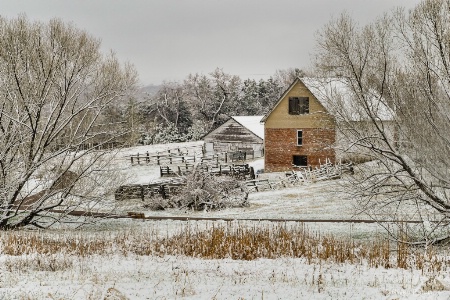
[0,222,447,273]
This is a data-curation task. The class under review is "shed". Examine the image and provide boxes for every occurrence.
[203,116,264,157]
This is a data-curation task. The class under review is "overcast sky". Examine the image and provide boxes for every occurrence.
[0,0,422,86]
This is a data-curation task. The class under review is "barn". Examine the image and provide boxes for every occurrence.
[203,116,264,157]
[261,77,394,172]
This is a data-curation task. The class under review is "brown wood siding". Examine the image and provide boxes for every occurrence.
[204,119,262,143]
[204,119,263,153]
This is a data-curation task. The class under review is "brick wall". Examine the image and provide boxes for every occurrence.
[264,128,336,172]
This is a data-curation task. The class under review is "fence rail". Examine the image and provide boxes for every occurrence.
[129,148,258,166]
[44,209,436,224]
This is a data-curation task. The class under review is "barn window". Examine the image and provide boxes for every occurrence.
[289,97,309,115]
[297,130,303,146]
[293,155,308,166]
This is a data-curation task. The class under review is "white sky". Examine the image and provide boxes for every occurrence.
[0,0,422,85]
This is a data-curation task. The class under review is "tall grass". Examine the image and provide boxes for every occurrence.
[0,222,446,272]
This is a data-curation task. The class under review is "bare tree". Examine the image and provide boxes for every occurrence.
[314,0,450,244]
[152,82,192,131]
[273,68,306,89]
[184,68,242,132]
[0,16,137,229]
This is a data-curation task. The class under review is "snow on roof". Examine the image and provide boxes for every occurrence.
[301,77,394,121]
[231,116,265,139]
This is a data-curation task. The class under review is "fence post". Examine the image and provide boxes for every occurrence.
[140,185,144,201]
[131,156,134,165]
[146,151,150,164]
[160,185,167,199]
[157,153,160,165]
[137,153,140,165]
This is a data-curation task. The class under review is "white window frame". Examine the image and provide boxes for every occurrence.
[297,130,303,146]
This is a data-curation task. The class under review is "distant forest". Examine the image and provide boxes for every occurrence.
[110,67,306,145]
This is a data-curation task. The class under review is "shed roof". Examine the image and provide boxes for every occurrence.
[231,116,265,139]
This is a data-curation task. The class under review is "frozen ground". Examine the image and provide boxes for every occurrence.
[3,142,449,299]
[1,252,449,299]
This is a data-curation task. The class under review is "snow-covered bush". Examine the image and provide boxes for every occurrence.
[147,167,249,211]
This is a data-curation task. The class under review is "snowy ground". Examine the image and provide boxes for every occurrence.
[1,251,449,299]
[2,142,450,299]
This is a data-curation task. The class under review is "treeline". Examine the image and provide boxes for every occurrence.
[108,68,305,145]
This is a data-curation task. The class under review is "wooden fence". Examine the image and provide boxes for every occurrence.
[114,178,187,201]
[159,163,255,179]
[116,163,256,201]
[129,149,255,166]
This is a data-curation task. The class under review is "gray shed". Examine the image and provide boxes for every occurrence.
[203,116,264,157]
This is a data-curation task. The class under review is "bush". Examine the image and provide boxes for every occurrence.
[146,167,249,211]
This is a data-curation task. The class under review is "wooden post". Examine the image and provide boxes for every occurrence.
[250,166,255,180]
[160,185,167,199]
[157,154,160,165]
[146,151,150,163]
[225,152,228,163]
[131,156,134,165]
[140,185,144,201]
[137,153,140,165]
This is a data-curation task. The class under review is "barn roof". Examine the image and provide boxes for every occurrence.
[231,116,265,139]
[261,77,394,122]
[261,77,301,123]
[301,77,394,121]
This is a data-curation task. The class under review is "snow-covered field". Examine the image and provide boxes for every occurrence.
[2,253,450,300]
[2,142,450,299]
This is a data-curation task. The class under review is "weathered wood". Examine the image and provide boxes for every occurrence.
[177,164,195,175]
[160,166,176,177]
[230,151,246,162]
[115,178,187,201]
[128,212,145,218]
[203,117,264,155]
[245,179,273,192]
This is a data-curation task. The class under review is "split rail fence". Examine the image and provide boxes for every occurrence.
[128,148,253,167]
[115,159,353,201]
